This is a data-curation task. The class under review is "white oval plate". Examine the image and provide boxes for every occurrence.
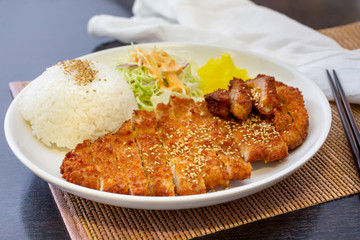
[5,42,331,210]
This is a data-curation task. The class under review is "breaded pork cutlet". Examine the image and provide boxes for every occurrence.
[273,81,309,150]
[204,89,231,118]
[97,120,150,195]
[232,115,288,163]
[204,78,252,120]
[132,110,175,196]
[61,120,151,195]
[169,96,230,189]
[61,78,307,196]
[155,101,207,195]
[61,140,101,190]
[229,78,252,120]
[110,120,150,195]
[89,130,129,194]
[194,101,252,180]
[246,74,280,116]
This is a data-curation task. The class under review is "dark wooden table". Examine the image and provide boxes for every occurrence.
[1,1,359,239]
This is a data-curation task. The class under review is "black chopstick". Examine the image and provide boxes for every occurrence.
[326,69,360,174]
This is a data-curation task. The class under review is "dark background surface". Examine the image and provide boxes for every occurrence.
[1,0,359,239]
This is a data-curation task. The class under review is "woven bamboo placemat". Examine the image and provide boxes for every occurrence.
[13,22,360,240]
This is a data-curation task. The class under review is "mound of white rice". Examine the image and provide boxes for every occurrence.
[18,59,138,149]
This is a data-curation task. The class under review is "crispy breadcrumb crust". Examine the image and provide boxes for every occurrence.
[61,78,308,196]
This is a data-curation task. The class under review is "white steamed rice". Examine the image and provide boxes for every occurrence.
[18,59,138,149]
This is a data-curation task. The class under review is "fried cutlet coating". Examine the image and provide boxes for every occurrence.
[229,78,252,120]
[110,120,150,195]
[61,76,308,196]
[204,78,252,120]
[194,101,252,180]
[155,101,207,195]
[204,89,231,118]
[132,110,175,196]
[61,120,151,195]
[170,96,230,189]
[205,75,280,120]
[61,96,254,195]
[273,81,309,150]
[90,134,129,194]
[246,74,280,116]
[61,140,101,190]
[232,115,288,163]
[273,102,303,150]
[275,81,309,140]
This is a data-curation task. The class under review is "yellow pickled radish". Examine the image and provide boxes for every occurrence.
[198,53,249,95]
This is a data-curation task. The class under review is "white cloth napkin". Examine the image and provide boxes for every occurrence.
[88,0,360,104]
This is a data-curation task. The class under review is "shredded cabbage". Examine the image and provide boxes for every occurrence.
[116,46,203,111]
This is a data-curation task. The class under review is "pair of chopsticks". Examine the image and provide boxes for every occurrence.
[326,70,360,174]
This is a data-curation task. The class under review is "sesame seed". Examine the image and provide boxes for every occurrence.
[58,59,99,86]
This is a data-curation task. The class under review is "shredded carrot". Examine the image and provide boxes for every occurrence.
[131,47,188,93]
